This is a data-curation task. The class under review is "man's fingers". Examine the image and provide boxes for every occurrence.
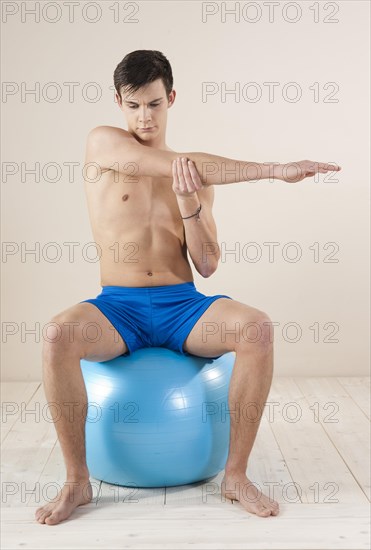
[176,157,186,191]
[181,157,198,192]
[307,161,341,172]
[181,157,194,192]
[188,160,203,188]
[176,157,204,192]
[315,163,340,172]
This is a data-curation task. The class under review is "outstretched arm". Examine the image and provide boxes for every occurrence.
[86,126,341,185]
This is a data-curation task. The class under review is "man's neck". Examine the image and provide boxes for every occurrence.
[130,130,171,151]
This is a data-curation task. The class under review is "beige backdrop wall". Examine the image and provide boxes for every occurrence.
[1,1,369,380]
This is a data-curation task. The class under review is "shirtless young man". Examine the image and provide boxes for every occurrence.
[35,50,341,525]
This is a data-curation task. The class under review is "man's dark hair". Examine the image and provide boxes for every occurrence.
[114,50,173,101]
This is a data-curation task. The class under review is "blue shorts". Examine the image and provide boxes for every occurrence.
[79,281,232,358]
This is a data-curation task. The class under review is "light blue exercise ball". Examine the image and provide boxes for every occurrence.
[80,347,235,488]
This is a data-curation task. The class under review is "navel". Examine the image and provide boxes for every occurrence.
[122,194,129,201]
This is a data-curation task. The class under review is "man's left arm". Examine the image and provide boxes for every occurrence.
[173,158,220,278]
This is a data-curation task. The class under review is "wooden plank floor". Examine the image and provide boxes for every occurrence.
[1,377,370,549]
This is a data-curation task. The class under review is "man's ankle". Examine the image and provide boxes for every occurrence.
[66,469,90,482]
[224,465,248,478]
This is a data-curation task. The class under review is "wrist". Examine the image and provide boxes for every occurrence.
[176,192,199,202]
[181,203,202,221]
[177,194,200,215]
[177,194,202,221]
[261,162,281,181]
[273,163,283,181]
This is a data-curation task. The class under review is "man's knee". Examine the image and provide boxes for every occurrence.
[258,311,274,346]
[238,311,274,351]
[43,313,86,356]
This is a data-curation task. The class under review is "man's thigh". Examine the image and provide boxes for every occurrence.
[183,298,271,357]
[49,302,128,361]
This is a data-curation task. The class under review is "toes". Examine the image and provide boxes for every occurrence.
[270,502,280,515]
[257,506,271,517]
[36,512,45,523]
[45,513,60,525]
[262,499,279,515]
[37,511,52,524]
[35,507,47,521]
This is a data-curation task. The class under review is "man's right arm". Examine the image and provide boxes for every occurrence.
[86,126,341,185]
[85,125,276,186]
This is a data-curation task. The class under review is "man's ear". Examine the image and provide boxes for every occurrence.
[168,89,176,108]
[115,92,123,108]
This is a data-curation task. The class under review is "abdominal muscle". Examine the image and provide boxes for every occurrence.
[83,169,194,287]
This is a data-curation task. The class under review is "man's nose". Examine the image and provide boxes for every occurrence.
[138,106,151,122]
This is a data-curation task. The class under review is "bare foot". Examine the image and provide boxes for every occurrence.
[221,472,279,517]
[35,478,93,525]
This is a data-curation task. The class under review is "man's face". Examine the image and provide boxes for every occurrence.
[116,78,175,141]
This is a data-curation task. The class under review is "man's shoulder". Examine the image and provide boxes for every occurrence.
[85,126,139,168]
[87,125,135,146]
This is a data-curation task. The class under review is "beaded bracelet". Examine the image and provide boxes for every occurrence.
[181,203,202,220]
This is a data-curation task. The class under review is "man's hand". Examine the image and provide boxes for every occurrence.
[172,157,205,198]
[274,160,342,183]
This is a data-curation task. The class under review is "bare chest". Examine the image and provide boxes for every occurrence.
[84,171,183,233]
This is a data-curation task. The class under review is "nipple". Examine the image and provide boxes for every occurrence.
[122,194,129,201]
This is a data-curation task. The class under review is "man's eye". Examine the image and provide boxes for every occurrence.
[128,104,160,109]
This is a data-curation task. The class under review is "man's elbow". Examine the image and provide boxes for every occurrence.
[200,261,218,278]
